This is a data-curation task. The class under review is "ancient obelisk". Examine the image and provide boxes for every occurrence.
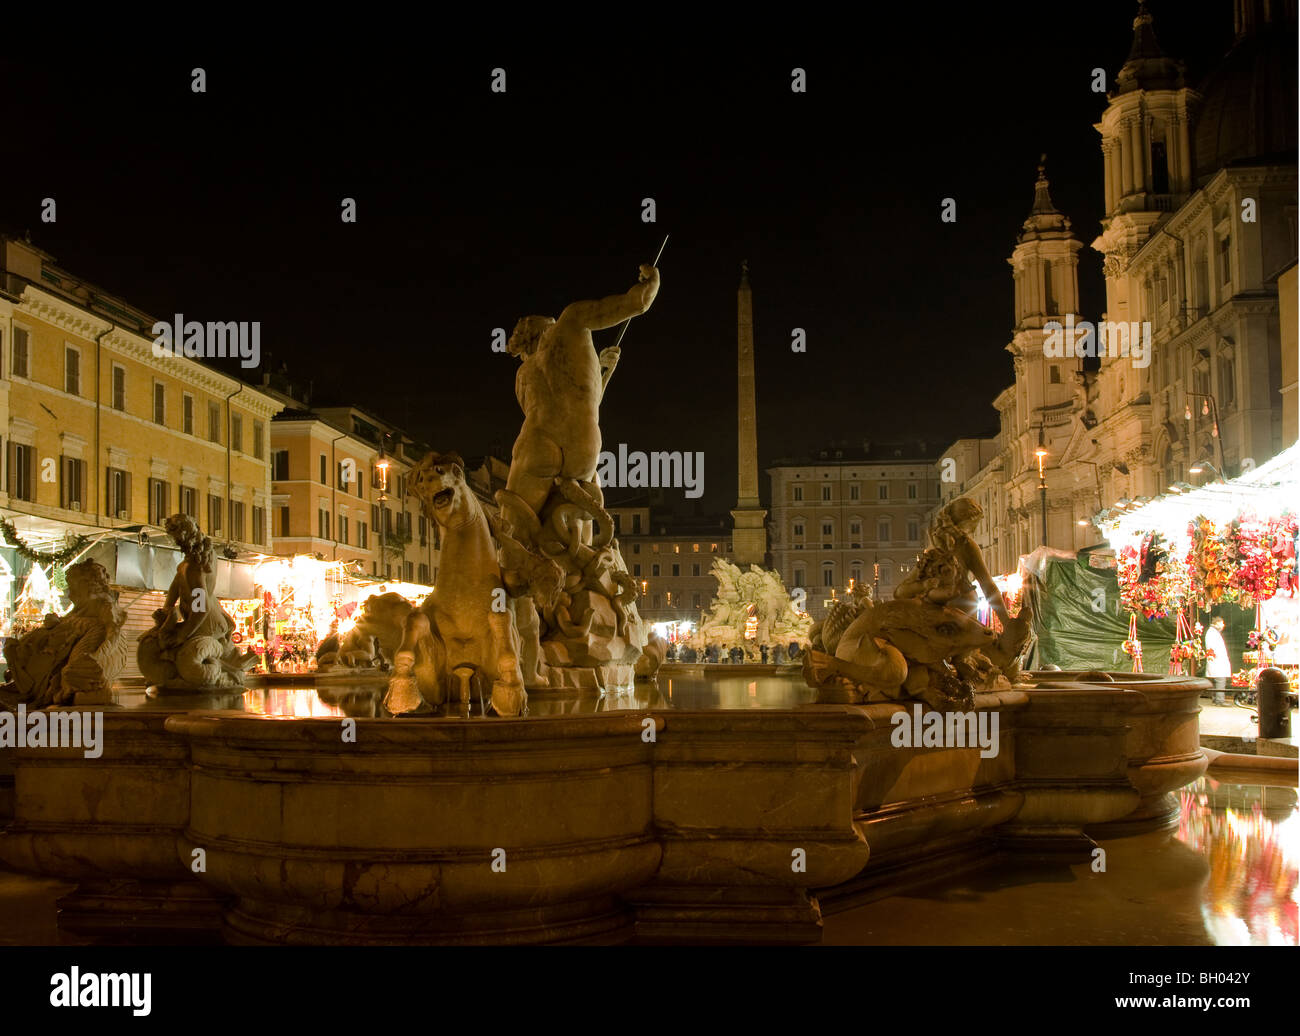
[730,260,767,566]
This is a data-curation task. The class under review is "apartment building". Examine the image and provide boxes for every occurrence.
[768,442,943,615]
[1,234,280,554]
[604,497,732,626]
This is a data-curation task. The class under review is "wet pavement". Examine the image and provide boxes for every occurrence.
[822,776,1298,946]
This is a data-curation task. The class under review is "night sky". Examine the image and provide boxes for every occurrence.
[1,2,1234,513]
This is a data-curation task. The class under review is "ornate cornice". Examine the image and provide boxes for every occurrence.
[17,286,283,421]
[104,330,283,419]
[16,288,112,341]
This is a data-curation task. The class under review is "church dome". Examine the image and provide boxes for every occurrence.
[1194,17,1297,183]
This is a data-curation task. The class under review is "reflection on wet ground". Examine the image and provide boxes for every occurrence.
[111,673,819,718]
[822,777,1299,946]
[1175,777,1298,945]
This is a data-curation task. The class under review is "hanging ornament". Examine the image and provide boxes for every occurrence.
[1122,613,1144,673]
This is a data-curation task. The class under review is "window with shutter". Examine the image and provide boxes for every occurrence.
[65,347,81,395]
[12,327,30,377]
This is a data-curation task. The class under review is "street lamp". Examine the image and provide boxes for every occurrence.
[1034,441,1049,548]
[1188,460,1225,483]
[376,451,390,577]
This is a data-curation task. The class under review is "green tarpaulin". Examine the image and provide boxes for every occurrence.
[1024,548,1252,675]
[1025,550,1173,671]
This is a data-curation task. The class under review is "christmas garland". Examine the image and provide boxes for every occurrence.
[1118,532,1188,619]
[0,517,89,567]
[1187,515,1238,608]
[1186,512,1298,608]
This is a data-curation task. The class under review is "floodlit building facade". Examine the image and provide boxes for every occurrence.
[934,2,1297,575]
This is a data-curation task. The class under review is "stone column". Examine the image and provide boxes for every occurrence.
[1130,117,1145,195]
[1236,184,1264,288]
[731,261,767,566]
[1104,141,1117,213]
[1176,113,1192,194]
[1119,123,1133,197]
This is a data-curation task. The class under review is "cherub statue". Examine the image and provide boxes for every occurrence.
[137,514,255,690]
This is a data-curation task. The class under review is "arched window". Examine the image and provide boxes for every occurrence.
[821,562,835,587]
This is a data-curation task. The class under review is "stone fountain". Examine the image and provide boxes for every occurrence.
[0,265,1214,946]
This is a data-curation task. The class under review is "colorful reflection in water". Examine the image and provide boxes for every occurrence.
[243,686,345,718]
[1176,776,1299,945]
[237,673,819,717]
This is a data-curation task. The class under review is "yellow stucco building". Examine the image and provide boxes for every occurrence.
[2,236,281,551]
[1,235,283,658]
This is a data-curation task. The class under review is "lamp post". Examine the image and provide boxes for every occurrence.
[1184,391,1225,476]
[1034,440,1049,549]
[376,449,390,579]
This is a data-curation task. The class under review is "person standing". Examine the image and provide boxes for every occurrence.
[1204,617,1231,706]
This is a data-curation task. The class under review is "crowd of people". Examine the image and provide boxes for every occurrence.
[663,642,803,665]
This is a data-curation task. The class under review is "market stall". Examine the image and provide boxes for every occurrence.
[244,558,432,674]
[1099,445,1299,688]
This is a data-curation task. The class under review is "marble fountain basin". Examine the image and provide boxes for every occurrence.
[0,671,1209,944]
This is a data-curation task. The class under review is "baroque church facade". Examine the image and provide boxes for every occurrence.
[936,0,1298,578]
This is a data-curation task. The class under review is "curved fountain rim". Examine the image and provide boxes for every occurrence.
[1024,670,1209,692]
[163,705,876,743]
